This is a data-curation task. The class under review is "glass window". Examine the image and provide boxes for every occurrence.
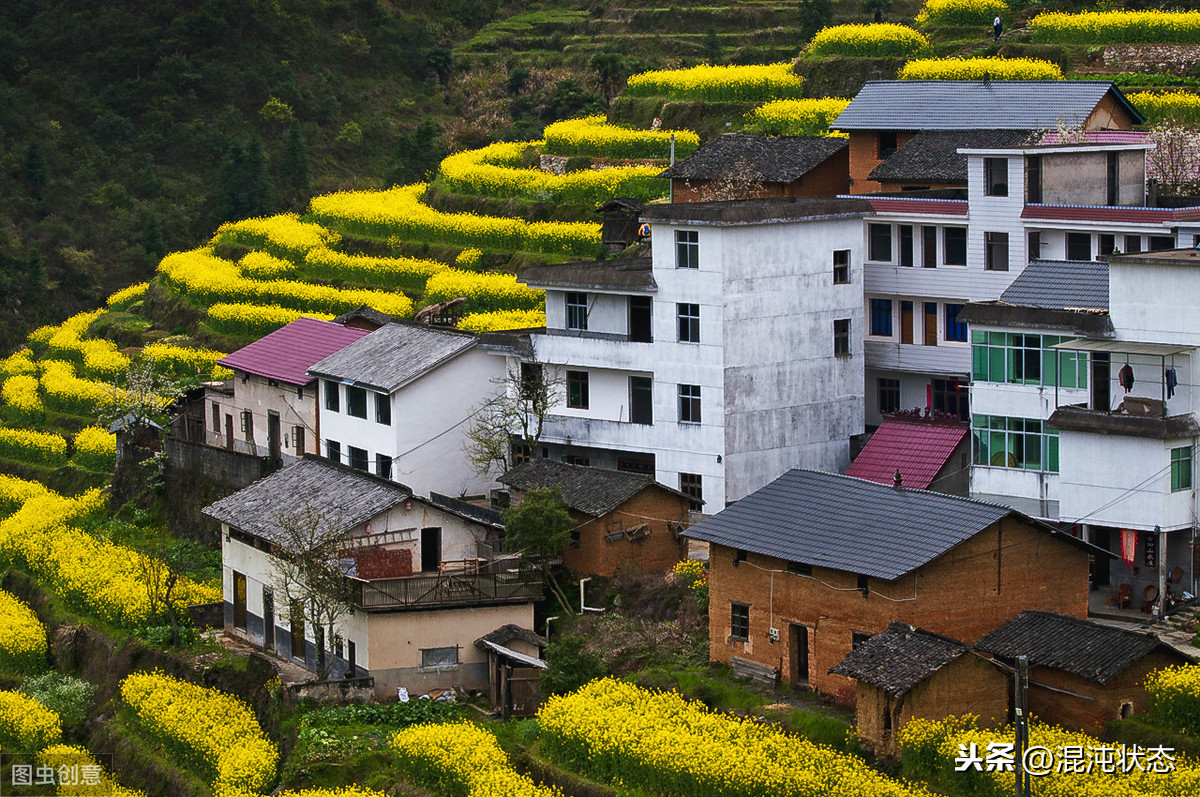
[677,303,700,343]
[834,318,851,356]
[678,384,701,424]
[630,377,653,425]
[984,157,1008,196]
[899,225,914,267]
[1125,235,1142,254]
[878,378,900,415]
[1028,230,1042,260]
[680,473,703,511]
[922,226,937,268]
[420,647,459,668]
[944,303,967,342]
[346,386,367,418]
[375,393,391,425]
[833,249,850,284]
[676,230,699,268]
[1099,234,1116,256]
[348,446,368,471]
[376,454,392,479]
[1067,233,1091,261]
[972,414,1059,472]
[944,227,967,265]
[1150,236,1175,251]
[325,439,341,463]
[985,231,1009,271]
[877,132,897,159]
[567,370,589,409]
[730,603,750,641]
[972,333,1087,388]
[868,224,892,262]
[324,380,340,412]
[870,299,893,337]
[1172,446,1193,491]
[1027,155,1043,204]
[566,292,588,330]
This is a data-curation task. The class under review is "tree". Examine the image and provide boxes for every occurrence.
[280,121,311,208]
[464,358,563,477]
[861,0,892,23]
[1146,123,1200,193]
[100,359,184,429]
[798,0,834,43]
[272,501,357,680]
[387,121,445,187]
[702,27,723,66]
[590,52,627,105]
[502,488,573,611]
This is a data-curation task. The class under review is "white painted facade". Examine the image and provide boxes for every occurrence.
[205,372,318,462]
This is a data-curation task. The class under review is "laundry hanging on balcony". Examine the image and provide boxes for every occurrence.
[1120,528,1138,567]
[1119,362,1135,393]
[1166,367,1178,399]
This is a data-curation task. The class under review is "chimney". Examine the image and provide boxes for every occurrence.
[893,469,903,489]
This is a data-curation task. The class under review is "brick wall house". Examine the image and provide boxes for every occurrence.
[658,134,849,202]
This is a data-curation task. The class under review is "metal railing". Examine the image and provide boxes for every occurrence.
[353,562,543,610]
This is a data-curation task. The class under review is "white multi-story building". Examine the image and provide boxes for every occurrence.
[486,197,870,507]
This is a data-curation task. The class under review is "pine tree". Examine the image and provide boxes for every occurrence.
[280,121,311,208]
[798,0,834,43]
[244,135,274,218]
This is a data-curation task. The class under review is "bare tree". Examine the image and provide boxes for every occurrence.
[272,501,356,680]
[464,356,564,477]
[137,553,181,645]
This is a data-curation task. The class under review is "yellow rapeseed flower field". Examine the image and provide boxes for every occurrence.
[39,744,147,797]
[0,689,62,752]
[745,98,851,136]
[1127,90,1200,125]
[205,303,337,338]
[899,57,1063,81]
[0,425,68,468]
[807,24,929,58]
[542,116,700,160]
[70,426,117,473]
[423,270,544,314]
[0,588,47,673]
[457,309,547,333]
[391,720,561,796]
[915,0,1007,26]
[624,63,805,102]
[1031,10,1200,44]
[1147,663,1200,735]
[212,213,341,262]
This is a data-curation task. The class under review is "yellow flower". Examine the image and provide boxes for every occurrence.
[899,57,1063,81]
[625,63,805,102]
[745,98,851,137]
[1031,10,1200,44]
[542,116,700,160]
[807,24,929,58]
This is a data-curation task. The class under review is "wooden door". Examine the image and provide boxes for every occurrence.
[267,411,281,459]
[224,414,234,450]
[923,302,938,346]
[233,572,247,630]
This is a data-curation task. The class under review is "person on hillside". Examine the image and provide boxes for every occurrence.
[993,15,1002,41]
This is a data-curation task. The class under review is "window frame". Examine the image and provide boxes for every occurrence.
[868,223,892,263]
[878,377,900,415]
[1171,446,1193,492]
[325,439,341,463]
[377,453,393,480]
[375,393,391,425]
[730,602,750,641]
[870,298,893,337]
[832,249,851,284]
[985,231,1009,272]
[419,646,460,670]
[348,445,368,472]
[630,376,653,425]
[943,226,967,266]
[944,303,968,343]
[972,414,1060,473]
[678,384,701,424]
[675,229,699,269]
[565,292,589,331]
[324,380,340,412]
[677,302,700,343]
[1066,232,1092,262]
[346,385,368,419]
[984,157,1008,197]
[679,473,703,511]
[566,370,590,410]
[833,318,851,357]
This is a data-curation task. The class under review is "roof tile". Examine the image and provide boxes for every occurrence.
[846,418,969,490]
[217,317,369,386]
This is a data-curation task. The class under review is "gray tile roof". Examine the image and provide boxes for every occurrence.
[999,259,1109,311]
[683,469,1039,580]
[974,610,1189,684]
[519,258,657,292]
[499,460,693,517]
[639,196,872,225]
[657,134,847,183]
[835,81,1143,131]
[474,623,547,651]
[429,492,503,529]
[829,622,971,697]
[869,129,1035,184]
[308,322,477,393]
[202,457,410,543]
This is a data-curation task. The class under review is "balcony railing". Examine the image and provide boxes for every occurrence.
[352,562,543,610]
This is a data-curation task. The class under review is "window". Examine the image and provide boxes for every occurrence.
[972,331,1088,388]
[877,132,897,159]
[922,226,937,268]
[519,362,543,400]
[375,393,391,425]
[346,386,367,418]
[944,227,967,265]
[629,296,652,342]
[857,574,870,597]
[984,157,1008,196]
[1125,235,1142,254]
[616,455,655,475]
[680,473,703,511]
[868,224,892,262]
[900,301,914,344]
[1150,236,1175,251]
[211,402,220,433]
[241,410,254,439]
[870,299,893,337]
[878,378,900,415]
[678,384,701,424]
[833,319,851,357]
[1028,230,1042,259]
[985,231,1009,271]
[735,549,748,564]
[852,630,873,650]
[1107,152,1119,206]
[630,376,653,424]
[420,646,460,669]
[730,603,750,641]
[567,370,589,409]
[1027,155,1043,204]
[377,454,392,479]
[833,249,850,284]
[677,303,700,343]
[348,446,368,472]
[1171,446,1193,491]
[293,425,305,456]
[1099,234,1116,256]
[324,380,339,412]
[932,378,968,421]
[565,292,588,331]
[325,439,341,463]
[944,303,967,342]
[676,229,699,268]
[1067,233,1091,261]
[564,455,590,466]
[787,561,812,576]
[972,415,1059,472]
[899,225,914,267]
[923,302,938,347]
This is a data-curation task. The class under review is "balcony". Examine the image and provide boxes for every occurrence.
[351,560,543,611]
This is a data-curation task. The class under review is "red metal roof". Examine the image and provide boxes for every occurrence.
[1022,204,1176,224]
[845,417,969,490]
[866,197,969,216]
[218,317,370,386]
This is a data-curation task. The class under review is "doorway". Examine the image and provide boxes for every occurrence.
[224,414,234,450]
[628,296,652,342]
[789,624,809,685]
[267,411,281,459]
[421,527,442,572]
[1092,353,1111,412]
[262,588,275,652]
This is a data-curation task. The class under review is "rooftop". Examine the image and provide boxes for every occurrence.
[308,322,477,393]
[835,80,1143,131]
[657,134,847,183]
[639,195,872,225]
[519,257,656,292]
[974,610,1189,683]
[216,317,370,386]
[869,129,1034,184]
[1112,247,1200,266]
[499,459,694,517]
[845,414,969,490]
[999,258,1109,312]
[828,622,971,697]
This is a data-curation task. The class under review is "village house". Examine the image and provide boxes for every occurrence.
[307,321,505,499]
[974,610,1193,735]
[844,409,970,496]
[203,456,541,698]
[474,624,548,719]
[682,469,1102,695]
[658,134,849,202]
[828,622,1009,757]
[498,459,695,576]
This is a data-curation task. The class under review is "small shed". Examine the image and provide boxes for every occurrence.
[830,622,1009,757]
[474,624,547,718]
[596,198,644,252]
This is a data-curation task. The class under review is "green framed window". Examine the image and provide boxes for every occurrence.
[1171,446,1193,491]
[972,414,1059,472]
[971,332,1087,388]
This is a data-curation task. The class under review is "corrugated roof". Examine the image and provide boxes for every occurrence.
[845,418,969,490]
[499,460,692,517]
[682,469,1021,580]
[974,610,1189,684]
[658,134,847,183]
[829,622,971,697]
[519,258,657,292]
[217,317,370,386]
[308,322,477,393]
[999,259,1109,311]
[834,81,1143,131]
[870,130,1034,183]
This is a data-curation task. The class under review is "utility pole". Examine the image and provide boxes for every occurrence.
[1015,655,1030,797]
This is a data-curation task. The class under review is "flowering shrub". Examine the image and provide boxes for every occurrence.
[624,63,805,102]
[0,349,38,379]
[455,248,483,270]
[671,559,707,590]
[157,248,415,317]
[71,426,117,473]
[539,679,927,796]
[44,322,131,381]
[391,720,560,797]
[807,24,929,58]
[423,270,544,314]
[140,343,233,381]
[239,251,297,280]
[0,426,68,468]
[1031,11,1200,44]
[39,361,115,418]
[0,689,62,751]
[439,141,668,204]
[106,282,149,311]
[0,474,50,514]
[542,116,700,159]
[745,98,851,136]
[277,790,386,797]
[915,0,1007,27]
[120,671,278,795]
[39,745,146,797]
[310,185,603,258]
[0,588,48,673]
[1147,664,1200,735]
[457,309,547,332]
[206,303,337,338]
[302,247,447,292]
[899,57,1063,81]
[212,213,341,262]
[2,374,45,424]
[1127,91,1200,126]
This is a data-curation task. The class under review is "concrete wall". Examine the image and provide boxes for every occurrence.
[1110,258,1200,348]
[207,372,317,457]
[165,437,271,490]
[1040,149,1145,207]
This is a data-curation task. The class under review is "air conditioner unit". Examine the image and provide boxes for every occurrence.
[768,627,780,643]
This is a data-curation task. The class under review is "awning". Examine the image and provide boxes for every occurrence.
[478,639,547,669]
[1051,340,1194,357]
